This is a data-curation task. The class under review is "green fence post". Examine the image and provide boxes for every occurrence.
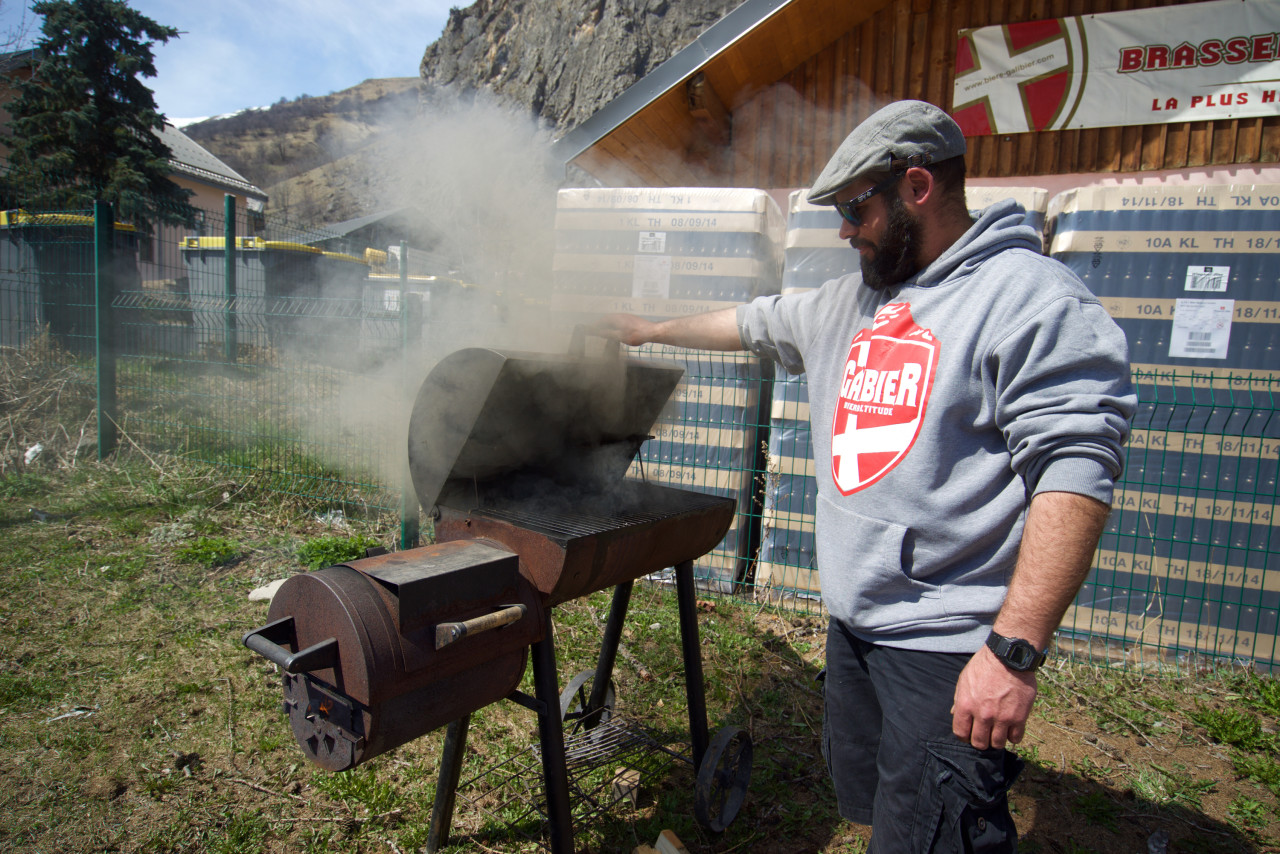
[94,200,118,459]
[223,194,237,363]
[399,241,421,550]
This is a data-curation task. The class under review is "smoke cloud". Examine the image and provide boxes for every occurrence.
[296,92,600,506]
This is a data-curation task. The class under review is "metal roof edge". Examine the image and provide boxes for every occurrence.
[550,0,790,165]
[168,159,268,201]
[319,207,409,236]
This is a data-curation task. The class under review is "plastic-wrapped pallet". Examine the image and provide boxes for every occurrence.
[775,191,847,298]
[1046,184,1280,669]
[552,187,784,319]
[965,186,1049,251]
[1047,184,1280,376]
[757,362,820,605]
[753,190,837,604]
[625,344,769,592]
[552,188,784,593]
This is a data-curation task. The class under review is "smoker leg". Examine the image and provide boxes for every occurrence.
[585,581,632,725]
[531,611,575,854]
[426,713,470,853]
[675,559,710,771]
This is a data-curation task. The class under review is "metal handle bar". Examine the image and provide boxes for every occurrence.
[242,616,339,673]
[435,604,528,650]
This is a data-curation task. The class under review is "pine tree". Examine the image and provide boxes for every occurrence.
[3,0,196,226]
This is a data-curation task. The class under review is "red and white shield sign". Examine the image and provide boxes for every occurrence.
[952,18,1080,136]
[830,303,939,495]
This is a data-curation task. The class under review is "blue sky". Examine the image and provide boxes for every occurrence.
[0,0,456,124]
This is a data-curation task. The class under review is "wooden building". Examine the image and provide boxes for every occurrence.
[553,0,1280,194]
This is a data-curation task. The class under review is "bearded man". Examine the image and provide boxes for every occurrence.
[595,100,1135,853]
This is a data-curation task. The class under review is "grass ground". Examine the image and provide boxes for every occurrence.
[2,455,1279,854]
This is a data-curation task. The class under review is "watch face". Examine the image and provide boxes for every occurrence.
[1007,643,1035,670]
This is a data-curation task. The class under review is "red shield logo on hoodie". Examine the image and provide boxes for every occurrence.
[830,303,939,494]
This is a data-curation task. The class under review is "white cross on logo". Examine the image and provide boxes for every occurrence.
[831,412,921,492]
[958,26,1069,134]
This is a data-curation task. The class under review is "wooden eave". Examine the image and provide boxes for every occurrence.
[555,0,894,186]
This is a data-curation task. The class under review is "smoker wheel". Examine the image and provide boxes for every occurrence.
[694,725,753,832]
[558,669,617,733]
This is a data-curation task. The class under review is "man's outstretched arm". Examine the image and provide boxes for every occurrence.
[592,308,745,350]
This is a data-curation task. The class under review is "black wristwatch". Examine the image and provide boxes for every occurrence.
[985,631,1047,672]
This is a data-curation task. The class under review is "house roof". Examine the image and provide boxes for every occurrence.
[158,123,267,201]
[553,0,894,186]
[0,48,42,76]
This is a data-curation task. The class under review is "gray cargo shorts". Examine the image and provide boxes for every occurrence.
[821,619,1023,853]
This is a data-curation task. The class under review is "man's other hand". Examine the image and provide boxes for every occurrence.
[951,645,1038,750]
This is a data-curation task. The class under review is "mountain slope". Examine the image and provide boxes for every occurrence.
[181,77,421,223]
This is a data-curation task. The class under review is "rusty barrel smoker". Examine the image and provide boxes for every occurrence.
[243,339,753,852]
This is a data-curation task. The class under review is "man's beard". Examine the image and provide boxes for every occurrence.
[858,193,922,291]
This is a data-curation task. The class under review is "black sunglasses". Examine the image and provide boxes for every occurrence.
[833,173,902,227]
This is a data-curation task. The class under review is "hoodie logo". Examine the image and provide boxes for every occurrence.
[830,303,939,494]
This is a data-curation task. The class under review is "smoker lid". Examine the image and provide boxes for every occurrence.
[408,345,684,513]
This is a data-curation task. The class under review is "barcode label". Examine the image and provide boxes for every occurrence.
[1169,297,1233,360]
[1184,331,1215,351]
[1187,272,1223,291]
[1184,265,1229,292]
[638,231,667,253]
[636,278,664,297]
[632,255,672,300]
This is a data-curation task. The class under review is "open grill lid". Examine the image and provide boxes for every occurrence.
[408,341,685,514]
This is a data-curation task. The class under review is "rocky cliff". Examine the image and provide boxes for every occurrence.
[420,0,742,131]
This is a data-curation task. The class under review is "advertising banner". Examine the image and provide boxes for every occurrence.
[952,0,1280,136]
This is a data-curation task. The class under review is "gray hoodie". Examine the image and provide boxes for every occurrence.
[737,199,1136,652]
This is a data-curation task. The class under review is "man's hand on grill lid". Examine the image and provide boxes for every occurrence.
[592,313,658,346]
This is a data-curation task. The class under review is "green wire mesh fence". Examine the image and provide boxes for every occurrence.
[2,200,415,519]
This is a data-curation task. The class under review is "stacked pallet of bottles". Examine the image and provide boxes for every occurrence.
[552,188,784,591]
[1047,184,1280,669]
[965,186,1049,248]
[753,191,831,604]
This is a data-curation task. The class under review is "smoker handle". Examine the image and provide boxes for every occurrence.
[242,616,340,674]
[436,604,528,650]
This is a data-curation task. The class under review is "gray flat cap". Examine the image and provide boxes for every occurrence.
[807,100,967,205]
